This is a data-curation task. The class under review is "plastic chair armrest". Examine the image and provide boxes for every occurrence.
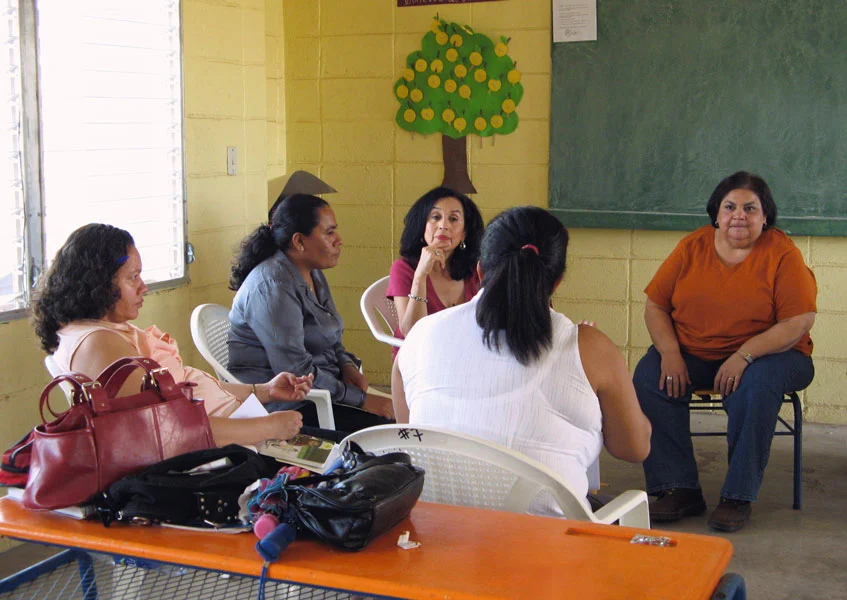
[304,388,335,430]
[593,490,650,528]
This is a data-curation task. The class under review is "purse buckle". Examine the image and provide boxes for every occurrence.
[81,380,102,403]
[144,367,169,391]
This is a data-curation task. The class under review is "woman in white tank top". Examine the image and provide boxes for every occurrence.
[393,207,652,515]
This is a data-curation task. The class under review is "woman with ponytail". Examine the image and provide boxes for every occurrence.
[393,206,651,514]
[228,194,393,432]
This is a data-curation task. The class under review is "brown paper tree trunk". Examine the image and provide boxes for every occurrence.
[441,135,477,194]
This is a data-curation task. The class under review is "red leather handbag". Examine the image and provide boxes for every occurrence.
[22,356,214,510]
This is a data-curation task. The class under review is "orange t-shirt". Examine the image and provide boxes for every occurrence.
[644,226,816,361]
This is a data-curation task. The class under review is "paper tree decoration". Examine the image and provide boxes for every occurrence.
[394,17,524,194]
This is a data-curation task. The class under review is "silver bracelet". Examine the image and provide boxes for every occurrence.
[408,293,428,303]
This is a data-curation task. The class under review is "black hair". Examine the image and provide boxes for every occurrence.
[32,223,135,353]
[476,207,569,366]
[398,186,484,281]
[706,171,777,229]
[230,194,329,290]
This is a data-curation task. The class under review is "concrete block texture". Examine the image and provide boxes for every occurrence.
[184,59,246,119]
[810,265,847,314]
[321,35,395,78]
[242,8,267,64]
[185,118,246,176]
[187,175,246,234]
[282,0,318,37]
[320,0,394,36]
[284,36,319,79]
[470,0,552,31]
[471,164,549,210]
[321,78,396,122]
[321,165,394,206]
[183,1,244,62]
[551,299,629,347]
[333,204,394,249]
[560,257,629,302]
[322,120,395,164]
[287,79,321,123]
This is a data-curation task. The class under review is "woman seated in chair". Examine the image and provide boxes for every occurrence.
[32,223,320,447]
[634,171,816,532]
[392,206,652,515]
[386,187,484,349]
[228,194,393,431]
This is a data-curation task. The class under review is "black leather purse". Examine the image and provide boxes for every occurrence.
[97,445,278,527]
[286,442,425,551]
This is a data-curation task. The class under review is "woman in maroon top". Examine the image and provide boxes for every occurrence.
[386,187,484,348]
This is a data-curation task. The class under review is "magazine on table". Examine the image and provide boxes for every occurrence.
[257,433,339,474]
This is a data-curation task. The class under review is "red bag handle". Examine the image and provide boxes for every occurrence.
[38,372,99,423]
[94,356,185,413]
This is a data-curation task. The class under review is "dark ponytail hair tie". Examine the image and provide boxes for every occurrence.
[521,244,539,255]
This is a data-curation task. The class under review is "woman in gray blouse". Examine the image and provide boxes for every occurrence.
[228,194,394,432]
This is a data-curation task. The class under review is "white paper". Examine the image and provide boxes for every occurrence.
[552,0,597,43]
[397,530,421,550]
[229,393,269,419]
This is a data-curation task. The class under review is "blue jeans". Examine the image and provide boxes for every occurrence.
[633,346,813,502]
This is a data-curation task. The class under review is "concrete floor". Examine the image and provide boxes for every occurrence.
[601,414,847,600]
[2,414,846,598]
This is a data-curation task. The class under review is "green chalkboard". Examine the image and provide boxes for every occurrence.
[549,1,847,235]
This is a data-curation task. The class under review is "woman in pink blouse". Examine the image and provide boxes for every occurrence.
[386,187,484,349]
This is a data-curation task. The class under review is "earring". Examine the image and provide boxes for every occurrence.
[299,246,305,252]
[459,240,466,250]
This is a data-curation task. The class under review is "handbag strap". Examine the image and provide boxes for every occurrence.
[288,450,413,488]
[94,356,185,413]
[38,372,98,423]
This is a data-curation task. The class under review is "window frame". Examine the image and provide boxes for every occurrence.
[1,0,189,323]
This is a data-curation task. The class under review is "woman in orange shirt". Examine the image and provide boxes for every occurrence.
[634,171,816,532]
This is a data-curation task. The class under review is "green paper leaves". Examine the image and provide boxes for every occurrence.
[394,17,523,139]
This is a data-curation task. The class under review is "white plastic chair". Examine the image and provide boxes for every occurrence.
[360,276,403,348]
[189,303,335,430]
[341,424,650,528]
[43,355,76,407]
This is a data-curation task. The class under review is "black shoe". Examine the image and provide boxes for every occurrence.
[649,488,707,523]
[708,498,752,532]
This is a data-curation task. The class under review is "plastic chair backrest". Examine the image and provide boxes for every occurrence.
[360,276,403,348]
[189,303,336,430]
[190,303,239,383]
[43,355,75,407]
[342,424,650,528]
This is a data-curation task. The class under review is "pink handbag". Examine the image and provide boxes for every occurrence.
[23,356,214,510]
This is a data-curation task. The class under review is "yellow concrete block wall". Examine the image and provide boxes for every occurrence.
[282,0,847,424]
[0,1,272,465]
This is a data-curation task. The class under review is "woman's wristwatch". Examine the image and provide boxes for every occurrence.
[737,350,755,364]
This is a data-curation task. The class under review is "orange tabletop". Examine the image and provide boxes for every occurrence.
[0,497,732,600]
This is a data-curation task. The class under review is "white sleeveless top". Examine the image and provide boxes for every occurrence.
[398,292,603,515]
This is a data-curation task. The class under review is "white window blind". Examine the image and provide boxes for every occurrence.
[0,0,25,313]
[37,0,185,285]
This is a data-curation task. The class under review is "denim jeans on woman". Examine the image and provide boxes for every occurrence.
[633,346,813,502]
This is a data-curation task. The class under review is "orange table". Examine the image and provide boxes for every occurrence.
[0,498,732,599]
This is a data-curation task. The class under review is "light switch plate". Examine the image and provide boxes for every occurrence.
[227,146,237,175]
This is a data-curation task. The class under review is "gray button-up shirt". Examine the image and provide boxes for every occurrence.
[228,251,364,407]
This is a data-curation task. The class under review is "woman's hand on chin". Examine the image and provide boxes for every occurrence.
[266,372,314,402]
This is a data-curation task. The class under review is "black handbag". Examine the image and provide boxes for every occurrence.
[97,445,278,527]
[285,441,426,551]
